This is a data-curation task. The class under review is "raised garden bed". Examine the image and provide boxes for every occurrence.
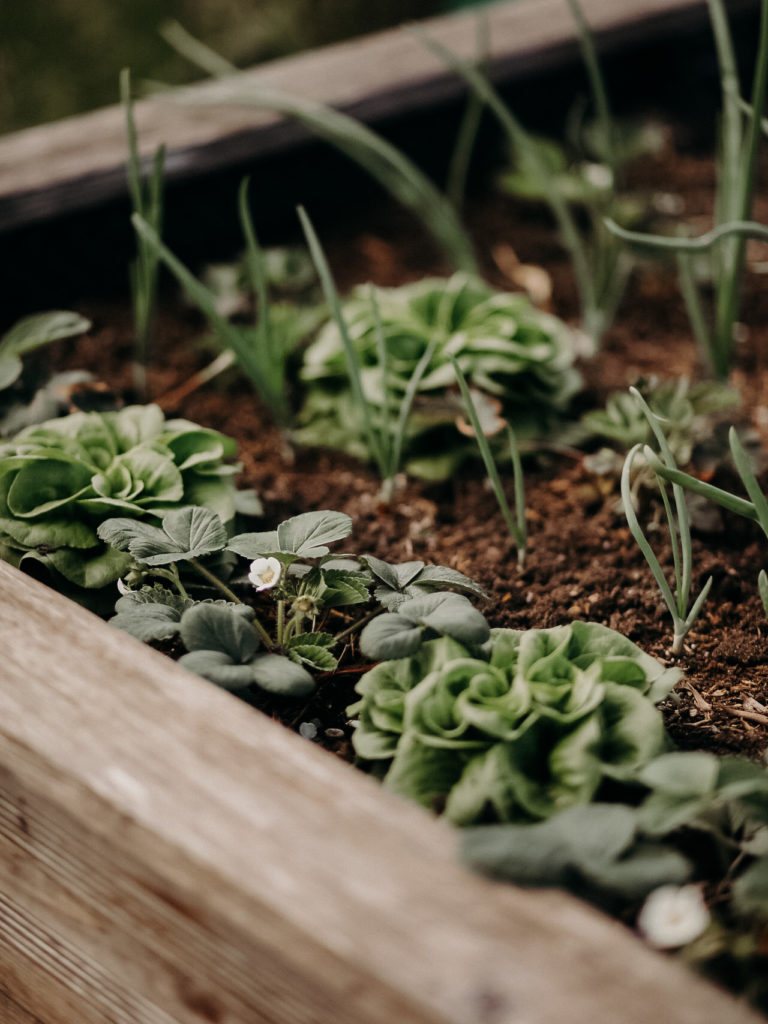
[1,1,768,1021]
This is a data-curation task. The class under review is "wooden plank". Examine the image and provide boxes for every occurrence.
[0,0,755,231]
[0,559,763,1024]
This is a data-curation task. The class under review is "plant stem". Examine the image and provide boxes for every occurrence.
[276,598,286,647]
[188,557,241,601]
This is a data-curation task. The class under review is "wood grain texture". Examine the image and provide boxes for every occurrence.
[0,559,763,1024]
[0,0,754,230]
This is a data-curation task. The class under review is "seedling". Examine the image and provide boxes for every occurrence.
[121,68,165,399]
[621,387,713,654]
[158,21,477,276]
[451,356,526,568]
[132,178,302,425]
[298,206,444,499]
[643,420,768,623]
[606,0,768,378]
[412,0,639,347]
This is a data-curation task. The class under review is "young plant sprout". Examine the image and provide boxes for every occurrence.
[605,0,768,378]
[412,0,636,348]
[621,387,713,655]
[158,20,477,276]
[643,421,768,622]
[121,68,165,400]
[132,178,298,425]
[297,205,438,501]
[451,356,526,568]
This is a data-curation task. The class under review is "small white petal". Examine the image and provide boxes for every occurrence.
[637,884,709,949]
[248,556,282,592]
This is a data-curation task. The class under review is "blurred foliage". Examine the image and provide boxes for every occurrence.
[0,0,449,133]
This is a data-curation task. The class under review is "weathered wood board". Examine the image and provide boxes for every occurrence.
[0,0,757,231]
[0,559,764,1023]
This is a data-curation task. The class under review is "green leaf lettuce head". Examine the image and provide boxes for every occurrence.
[348,621,680,825]
[0,404,239,596]
[295,273,581,478]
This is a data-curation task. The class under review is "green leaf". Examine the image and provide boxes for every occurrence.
[638,751,720,797]
[364,554,425,592]
[384,731,467,811]
[110,597,186,642]
[461,803,638,883]
[98,506,227,565]
[180,602,261,662]
[0,354,23,391]
[360,613,424,660]
[6,458,94,517]
[179,649,255,689]
[409,564,488,599]
[349,636,470,760]
[249,653,316,696]
[39,545,132,589]
[157,506,228,558]
[287,643,338,672]
[113,448,185,506]
[317,567,370,607]
[227,529,279,559]
[276,509,352,557]
[731,856,768,918]
[0,310,91,356]
[400,592,490,646]
[0,515,97,550]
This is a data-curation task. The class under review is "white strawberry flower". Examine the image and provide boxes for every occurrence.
[248,556,282,592]
[637,884,709,949]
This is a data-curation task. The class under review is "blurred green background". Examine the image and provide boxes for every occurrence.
[0,0,490,134]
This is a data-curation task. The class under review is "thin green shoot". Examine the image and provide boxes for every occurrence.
[445,11,490,212]
[644,424,768,630]
[564,0,615,174]
[297,206,436,500]
[605,217,768,253]
[641,448,757,523]
[411,16,623,346]
[451,355,526,568]
[645,426,768,534]
[121,68,165,400]
[759,569,768,620]
[607,0,768,378]
[159,22,477,275]
[237,177,289,422]
[130,212,290,423]
[159,19,236,77]
[298,206,387,476]
[621,387,712,655]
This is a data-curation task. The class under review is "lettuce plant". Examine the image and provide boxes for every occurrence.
[348,621,680,825]
[296,273,580,480]
[0,404,239,596]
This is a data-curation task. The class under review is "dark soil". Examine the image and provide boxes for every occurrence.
[43,124,768,770]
